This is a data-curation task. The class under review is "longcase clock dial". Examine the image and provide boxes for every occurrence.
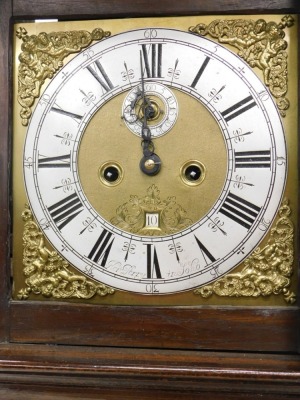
[23,27,287,295]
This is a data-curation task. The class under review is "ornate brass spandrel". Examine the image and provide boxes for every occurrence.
[16,26,111,126]
[189,15,295,117]
[194,199,296,304]
[18,205,115,300]
[111,184,193,236]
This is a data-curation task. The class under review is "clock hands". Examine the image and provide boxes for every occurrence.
[139,51,161,176]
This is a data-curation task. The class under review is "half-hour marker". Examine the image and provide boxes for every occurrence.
[86,60,114,93]
[234,150,271,169]
[208,85,226,104]
[221,95,257,122]
[38,153,71,169]
[53,178,76,190]
[122,238,136,262]
[47,192,84,230]
[190,56,210,89]
[168,239,183,263]
[219,192,261,230]
[167,58,181,83]
[141,43,163,78]
[87,229,114,266]
[230,175,254,189]
[231,129,253,143]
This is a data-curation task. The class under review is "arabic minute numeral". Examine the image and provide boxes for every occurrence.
[258,217,271,231]
[144,29,158,39]
[84,265,95,277]
[258,90,270,101]
[39,218,51,230]
[24,157,33,169]
[277,156,286,166]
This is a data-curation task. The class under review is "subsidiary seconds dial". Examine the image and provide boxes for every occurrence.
[23,28,286,294]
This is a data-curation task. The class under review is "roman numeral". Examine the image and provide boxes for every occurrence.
[219,192,261,230]
[38,153,71,169]
[47,192,84,230]
[87,229,114,266]
[221,95,257,122]
[194,236,216,264]
[51,105,83,121]
[141,43,163,78]
[145,244,162,279]
[190,56,210,88]
[86,60,114,92]
[234,150,271,169]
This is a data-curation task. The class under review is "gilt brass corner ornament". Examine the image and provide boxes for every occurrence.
[18,205,115,300]
[111,184,193,236]
[189,15,294,117]
[194,199,296,304]
[16,26,111,126]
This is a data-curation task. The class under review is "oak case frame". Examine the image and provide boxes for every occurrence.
[0,1,300,399]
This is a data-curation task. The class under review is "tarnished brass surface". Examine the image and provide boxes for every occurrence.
[17,26,110,126]
[18,205,115,300]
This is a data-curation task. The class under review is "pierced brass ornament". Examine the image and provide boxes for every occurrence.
[16,26,111,126]
[189,15,294,117]
[194,199,296,304]
[111,184,193,236]
[18,205,115,300]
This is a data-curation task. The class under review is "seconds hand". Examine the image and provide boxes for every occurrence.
[139,51,161,176]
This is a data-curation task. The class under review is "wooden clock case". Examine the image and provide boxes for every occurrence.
[0,0,300,398]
